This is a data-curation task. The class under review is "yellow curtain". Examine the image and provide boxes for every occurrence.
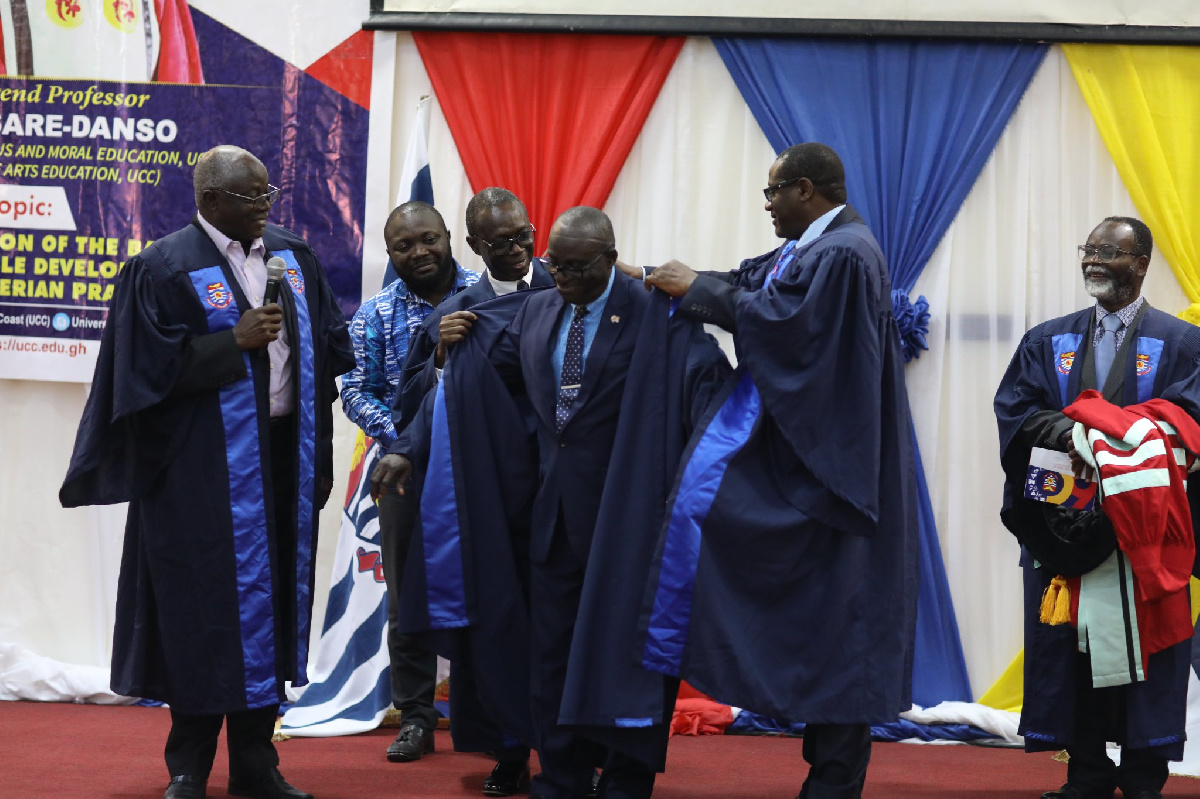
[1063,44,1200,323]
[977,650,1023,713]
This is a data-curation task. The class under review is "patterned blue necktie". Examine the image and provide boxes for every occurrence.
[1095,313,1122,388]
[556,304,588,432]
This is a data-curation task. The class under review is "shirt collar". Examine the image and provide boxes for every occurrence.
[1095,295,1144,329]
[487,266,529,297]
[795,204,846,250]
[196,213,265,260]
[572,266,616,314]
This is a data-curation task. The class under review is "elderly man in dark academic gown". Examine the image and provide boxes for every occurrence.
[376,206,731,799]
[638,142,919,799]
[60,145,354,799]
[995,216,1200,799]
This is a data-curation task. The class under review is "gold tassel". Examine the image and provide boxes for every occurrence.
[1040,576,1072,625]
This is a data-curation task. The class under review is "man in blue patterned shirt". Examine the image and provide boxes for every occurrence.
[341,201,479,762]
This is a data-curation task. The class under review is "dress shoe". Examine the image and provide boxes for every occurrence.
[482,759,531,796]
[164,775,207,799]
[588,768,600,798]
[386,723,435,762]
[227,767,313,799]
[1039,786,1115,799]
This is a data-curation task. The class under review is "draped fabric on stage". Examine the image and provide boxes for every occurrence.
[413,32,683,251]
[1063,45,1200,325]
[715,36,1049,707]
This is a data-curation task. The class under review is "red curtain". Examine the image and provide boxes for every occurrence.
[415,32,683,251]
[153,0,204,84]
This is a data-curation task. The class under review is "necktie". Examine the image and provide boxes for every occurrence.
[1095,313,1122,388]
[556,304,588,432]
[516,279,529,291]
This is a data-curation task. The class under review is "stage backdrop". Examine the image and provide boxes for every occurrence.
[0,0,370,381]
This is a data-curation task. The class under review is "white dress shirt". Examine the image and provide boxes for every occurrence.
[196,214,293,416]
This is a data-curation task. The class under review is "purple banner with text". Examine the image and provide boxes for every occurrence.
[0,3,370,380]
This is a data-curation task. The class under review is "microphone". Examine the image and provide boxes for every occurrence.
[263,256,286,306]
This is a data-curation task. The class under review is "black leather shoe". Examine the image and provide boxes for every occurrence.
[227,767,313,799]
[386,723,435,762]
[164,775,207,799]
[1040,786,1115,799]
[482,759,531,796]
[588,769,599,798]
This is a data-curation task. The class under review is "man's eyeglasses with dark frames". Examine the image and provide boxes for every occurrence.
[1077,244,1140,262]
[545,252,607,277]
[214,184,283,209]
[763,176,803,202]
[481,226,536,256]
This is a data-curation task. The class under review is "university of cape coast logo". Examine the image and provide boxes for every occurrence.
[1136,352,1151,376]
[47,0,83,29]
[285,267,305,294]
[205,281,232,309]
[1057,351,1075,375]
[1041,472,1063,495]
[105,0,139,32]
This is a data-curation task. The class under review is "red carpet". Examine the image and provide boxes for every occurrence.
[3,701,1199,798]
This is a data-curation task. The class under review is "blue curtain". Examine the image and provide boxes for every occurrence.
[715,37,1047,707]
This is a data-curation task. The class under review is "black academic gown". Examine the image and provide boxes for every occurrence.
[638,205,920,726]
[60,221,354,715]
[397,259,553,431]
[994,302,1200,755]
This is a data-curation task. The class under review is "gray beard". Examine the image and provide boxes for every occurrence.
[1085,276,1133,305]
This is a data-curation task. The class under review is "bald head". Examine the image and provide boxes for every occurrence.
[550,206,615,249]
[546,207,616,306]
[194,145,272,246]
[193,145,264,208]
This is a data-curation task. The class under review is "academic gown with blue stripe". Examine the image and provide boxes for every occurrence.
[396,287,731,767]
[392,289,548,751]
[397,258,554,431]
[59,222,353,715]
[638,208,920,726]
[994,304,1200,755]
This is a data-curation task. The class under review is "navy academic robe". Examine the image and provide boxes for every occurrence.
[397,259,554,430]
[639,206,920,726]
[392,289,548,751]
[60,221,353,715]
[994,304,1200,755]
[400,283,730,768]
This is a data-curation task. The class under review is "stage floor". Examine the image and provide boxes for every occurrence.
[3,701,1199,798]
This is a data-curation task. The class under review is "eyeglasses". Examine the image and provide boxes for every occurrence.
[1077,244,1140,262]
[762,176,802,202]
[214,184,282,209]
[481,226,536,255]
[545,251,608,277]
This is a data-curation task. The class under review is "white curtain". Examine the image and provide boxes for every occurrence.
[2,37,1191,707]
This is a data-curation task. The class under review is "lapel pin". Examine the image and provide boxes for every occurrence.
[610,315,620,324]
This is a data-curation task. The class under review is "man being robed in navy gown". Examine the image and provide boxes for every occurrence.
[638,142,919,799]
[375,206,731,799]
[61,145,354,799]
